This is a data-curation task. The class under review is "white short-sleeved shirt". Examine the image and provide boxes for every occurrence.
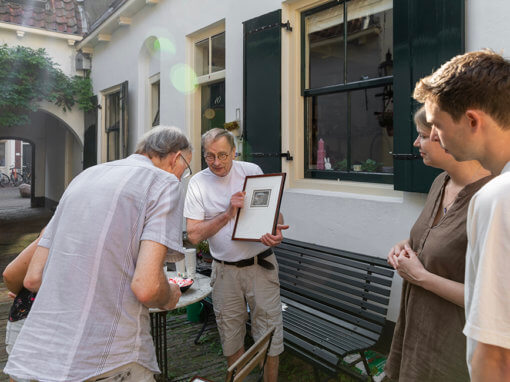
[5,154,184,382]
[464,161,510,374]
[184,161,267,262]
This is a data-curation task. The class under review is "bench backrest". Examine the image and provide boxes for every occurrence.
[274,238,394,341]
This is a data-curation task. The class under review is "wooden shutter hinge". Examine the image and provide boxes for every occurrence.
[281,20,292,32]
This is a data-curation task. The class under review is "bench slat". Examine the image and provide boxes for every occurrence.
[283,331,340,366]
[279,263,391,305]
[276,247,393,287]
[278,240,394,277]
[278,257,391,298]
[281,297,381,341]
[280,274,389,315]
[283,310,374,352]
[281,289,384,332]
[280,279,388,320]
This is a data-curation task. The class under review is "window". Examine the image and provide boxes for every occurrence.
[101,81,128,162]
[195,32,225,78]
[151,77,160,127]
[191,26,226,169]
[105,91,121,162]
[303,0,393,183]
[0,141,5,167]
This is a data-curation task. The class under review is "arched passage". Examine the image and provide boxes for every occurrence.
[0,109,83,209]
[0,137,36,207]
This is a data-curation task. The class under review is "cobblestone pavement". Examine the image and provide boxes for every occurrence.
[0,187,51,228]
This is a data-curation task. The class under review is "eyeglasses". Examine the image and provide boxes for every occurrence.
[180,154,192,179]
[204,152,231,163]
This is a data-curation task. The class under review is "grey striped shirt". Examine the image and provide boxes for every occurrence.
[5,154,184,382]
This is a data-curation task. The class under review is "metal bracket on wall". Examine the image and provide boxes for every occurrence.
[281,20,292,31]
[390,152,421,160]
[250,151,294,161]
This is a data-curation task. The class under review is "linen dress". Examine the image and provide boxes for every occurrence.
[385,172,493,382]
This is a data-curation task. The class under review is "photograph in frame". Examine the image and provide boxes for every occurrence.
[232,173,286,241]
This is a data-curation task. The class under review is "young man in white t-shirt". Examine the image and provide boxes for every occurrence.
[184,128,288,382]
[414,50,510,381]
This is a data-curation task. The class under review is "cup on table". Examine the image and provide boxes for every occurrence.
[184,248,196,279]
[175,259,186,277]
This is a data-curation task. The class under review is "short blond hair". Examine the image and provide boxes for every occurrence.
[414,50,510,129]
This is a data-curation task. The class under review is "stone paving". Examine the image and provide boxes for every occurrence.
[0,191,370,381]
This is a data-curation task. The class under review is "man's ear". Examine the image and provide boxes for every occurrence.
[465,110,483,133]
[165,151,180,171]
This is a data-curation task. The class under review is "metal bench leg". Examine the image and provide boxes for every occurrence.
[194,299,213,345]
[360,351,374,382]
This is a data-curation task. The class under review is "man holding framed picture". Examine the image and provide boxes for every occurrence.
[184,128,288,382]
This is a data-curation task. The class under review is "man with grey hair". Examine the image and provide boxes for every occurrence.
[184,128,288,382]
[5,125,192,382]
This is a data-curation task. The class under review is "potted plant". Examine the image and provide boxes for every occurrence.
[360,159,381,172]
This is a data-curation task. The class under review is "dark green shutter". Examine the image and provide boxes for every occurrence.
[393,0,464,192]
[83,95,98,169]
[243,10,282,173]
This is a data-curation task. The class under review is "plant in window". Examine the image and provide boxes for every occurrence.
[361,159,381,172]
[334,159,348,171]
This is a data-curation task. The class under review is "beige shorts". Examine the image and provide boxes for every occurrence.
[210,253,284,357]
[85,362,155,382]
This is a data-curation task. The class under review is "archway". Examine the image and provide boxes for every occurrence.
[0,109,83,210]
[0,137,35,207]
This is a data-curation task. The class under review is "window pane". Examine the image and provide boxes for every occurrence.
[105,92,120,161]
[211,32,225,73]
[350,87,393,173]
[346,1,393,83]
[306,93,348,171]
[195,38,209,76]
[107,130,119,162]
[201,80,225,169]
[305,4,345,89]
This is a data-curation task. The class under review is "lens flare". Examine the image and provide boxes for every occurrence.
[170,63,197,94]
[153,38,176,54]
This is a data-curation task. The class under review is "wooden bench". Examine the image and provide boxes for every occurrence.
[273,239,394,381]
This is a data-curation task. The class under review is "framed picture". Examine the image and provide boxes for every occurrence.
[232,173,286,241]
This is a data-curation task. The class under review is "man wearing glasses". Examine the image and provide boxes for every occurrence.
[184,128,288,382]
[5,126,191,382]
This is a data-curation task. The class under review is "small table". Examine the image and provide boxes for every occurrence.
[150,272,212,381]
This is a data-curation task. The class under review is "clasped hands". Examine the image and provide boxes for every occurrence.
[226,191,289,247]
[387,241,428,286]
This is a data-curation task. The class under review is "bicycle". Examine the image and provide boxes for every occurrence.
[0,172,9,187]
[21,165,31,185]
[9,166,22,186]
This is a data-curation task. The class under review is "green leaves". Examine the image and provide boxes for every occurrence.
[0,44,94,126]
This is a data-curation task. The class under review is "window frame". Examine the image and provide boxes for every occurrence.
[186,20,226,173]
[301,0,394,184]
[149,73,160,127]
[100,82,128,163]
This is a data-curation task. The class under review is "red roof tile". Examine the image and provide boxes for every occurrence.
[0,0,84,35]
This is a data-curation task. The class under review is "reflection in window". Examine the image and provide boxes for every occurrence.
[105,91,120,162]
[195,38,209,77]
[303,0,393,180]
[151,80,160,126]
[211,33,225,73]
[195,32,225,77]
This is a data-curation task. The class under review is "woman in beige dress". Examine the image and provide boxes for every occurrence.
[384,106,492,381]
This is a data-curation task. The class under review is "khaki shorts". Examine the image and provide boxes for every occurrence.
[211,253,284,357]
[85,362,155,382]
